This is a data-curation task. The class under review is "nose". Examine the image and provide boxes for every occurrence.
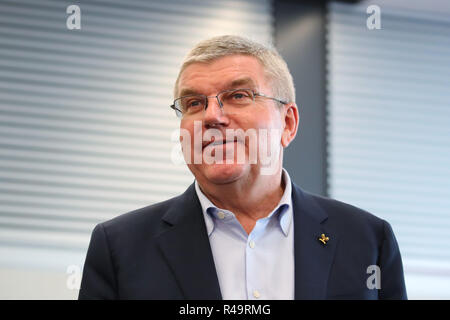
[203,96,229,128]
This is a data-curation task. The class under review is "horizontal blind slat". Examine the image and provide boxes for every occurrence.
[326,1,450,281]
[0,0,273,262]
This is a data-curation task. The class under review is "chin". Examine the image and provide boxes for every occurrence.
[199,163,248,184]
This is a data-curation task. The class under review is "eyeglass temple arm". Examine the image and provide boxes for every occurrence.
[254,92,288,105]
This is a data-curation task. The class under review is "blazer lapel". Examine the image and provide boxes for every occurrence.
[155,183,222,300]
[155,181,339,300]
[292,183,339,299]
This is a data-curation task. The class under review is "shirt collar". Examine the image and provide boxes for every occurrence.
[195,168,293,237]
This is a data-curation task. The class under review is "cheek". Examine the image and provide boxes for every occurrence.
[179,122,194,153]
[235,110,283,156]
[179,120,204,165]
[179,119,200,143]
[241,107,282,131]
[237,107,271,129]
[256,110,284,148]
[179,122,188,142]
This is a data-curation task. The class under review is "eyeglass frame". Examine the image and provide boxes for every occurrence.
[170,88,288,118]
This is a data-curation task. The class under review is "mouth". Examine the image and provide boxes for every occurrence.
[202,137,239,149]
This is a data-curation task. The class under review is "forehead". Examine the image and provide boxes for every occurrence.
[177,55,268,96]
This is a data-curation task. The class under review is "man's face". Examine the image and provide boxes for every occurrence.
[177,54,289,185]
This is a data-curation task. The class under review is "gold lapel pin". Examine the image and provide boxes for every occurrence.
[318,233,329,245]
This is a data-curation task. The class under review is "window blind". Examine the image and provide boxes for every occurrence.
[0,0,273,271]
[326,1,450,298]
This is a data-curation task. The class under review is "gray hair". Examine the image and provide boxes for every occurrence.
[173,35,295,104]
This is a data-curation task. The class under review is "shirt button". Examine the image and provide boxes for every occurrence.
[217,211,225,219]
[249,240,255,249]
[253,290,261,299]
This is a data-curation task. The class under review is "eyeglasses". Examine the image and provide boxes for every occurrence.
[170,88,287,118]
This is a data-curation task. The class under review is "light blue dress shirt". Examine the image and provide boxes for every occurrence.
[194,169,294,300]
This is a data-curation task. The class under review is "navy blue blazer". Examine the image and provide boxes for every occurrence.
[79,182,407,300]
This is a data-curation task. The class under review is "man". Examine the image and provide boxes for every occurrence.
[79,35,407,300]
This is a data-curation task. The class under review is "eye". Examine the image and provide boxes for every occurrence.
[181,96,205,112]
[232,93,245,99]
[232,90,251,100]
[188,100,202,107]
[222,89,253,105]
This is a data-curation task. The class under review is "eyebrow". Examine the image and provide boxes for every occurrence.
[177,77,258,98]
[227,77,257,90]
[178,88,199,98]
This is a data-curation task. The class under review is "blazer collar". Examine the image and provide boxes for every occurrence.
[156,181,339,300]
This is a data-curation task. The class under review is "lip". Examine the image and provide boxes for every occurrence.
[202,137,239,149]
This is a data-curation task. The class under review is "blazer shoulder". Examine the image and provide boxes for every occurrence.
[317,192,382,221]
[303,190,387,237]
[99,194,182,238]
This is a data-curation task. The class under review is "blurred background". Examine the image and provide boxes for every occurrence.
[0,0,448,299]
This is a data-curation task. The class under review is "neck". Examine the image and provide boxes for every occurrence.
[197,167,285,234]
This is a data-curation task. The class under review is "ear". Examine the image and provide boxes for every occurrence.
[281,103,299,148]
